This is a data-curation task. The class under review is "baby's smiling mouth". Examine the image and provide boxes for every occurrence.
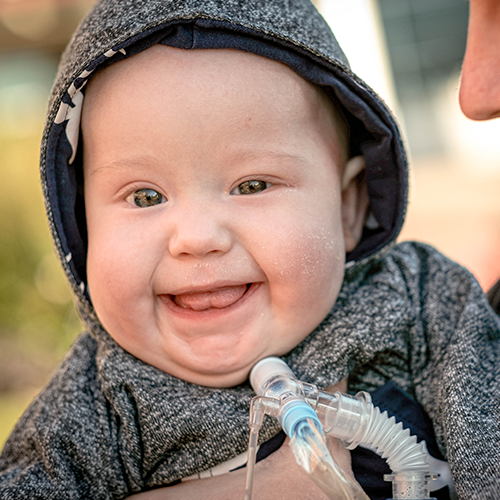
[171,284,252,311]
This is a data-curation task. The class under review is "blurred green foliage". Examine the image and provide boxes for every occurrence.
[0,392,35,449]
[0,51,82,446]
[0,134,81,370]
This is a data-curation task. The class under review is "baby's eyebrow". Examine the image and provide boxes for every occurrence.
[88,150,310,175]
[85,155,161,177]
[230,149,310,168]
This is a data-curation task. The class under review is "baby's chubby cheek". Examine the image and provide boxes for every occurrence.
[267,224,346,313]
[86,242,151,325]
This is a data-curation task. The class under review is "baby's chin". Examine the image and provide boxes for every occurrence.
[130,346,261,388]
[161,359,257,388]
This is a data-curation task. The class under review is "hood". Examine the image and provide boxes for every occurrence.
[41,0,408,314]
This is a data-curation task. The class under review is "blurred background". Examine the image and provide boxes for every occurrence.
[1,0,499,447]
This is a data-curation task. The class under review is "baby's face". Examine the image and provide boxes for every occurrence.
[82,46,357,387]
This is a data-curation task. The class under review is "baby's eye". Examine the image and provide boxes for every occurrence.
[232,180,270,195]
[129,188,166,208]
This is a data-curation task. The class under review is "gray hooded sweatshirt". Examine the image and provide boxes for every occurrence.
[1,1,499,499]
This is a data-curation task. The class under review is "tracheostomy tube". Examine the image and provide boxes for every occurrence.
[243,360,330,500]
[244,356,440,500]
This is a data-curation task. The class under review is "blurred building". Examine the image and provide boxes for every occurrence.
[378,0,469,158]
[377,0,500,291]
[322,0,500,291]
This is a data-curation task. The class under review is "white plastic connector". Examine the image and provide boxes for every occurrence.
[250,357,295,396]
[384,472,438,500]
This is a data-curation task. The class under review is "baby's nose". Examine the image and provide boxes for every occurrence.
[167,204,233,259]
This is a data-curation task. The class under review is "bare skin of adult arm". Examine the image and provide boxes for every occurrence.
[127,380,354,500]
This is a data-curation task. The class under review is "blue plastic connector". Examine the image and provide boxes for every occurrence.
[281,399,323,437]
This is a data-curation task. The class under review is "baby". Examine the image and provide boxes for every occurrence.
[1,1,498,499]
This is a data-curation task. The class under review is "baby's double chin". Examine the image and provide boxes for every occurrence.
[172,284,251,311]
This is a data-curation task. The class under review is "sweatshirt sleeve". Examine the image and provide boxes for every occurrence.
[396,242,500,500]
[0,334,129,500]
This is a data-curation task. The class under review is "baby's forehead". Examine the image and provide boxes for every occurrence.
[87,46,321,107]
[83,45,349,157]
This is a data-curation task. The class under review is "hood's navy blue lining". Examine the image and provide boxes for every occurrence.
[45,122,88,284]
[47,18,407,292]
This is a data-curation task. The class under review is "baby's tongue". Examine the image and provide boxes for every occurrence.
[174,285,248,311]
